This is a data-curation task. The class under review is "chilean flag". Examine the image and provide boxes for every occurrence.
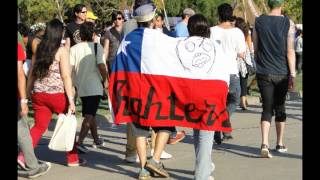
[109,28,231,132]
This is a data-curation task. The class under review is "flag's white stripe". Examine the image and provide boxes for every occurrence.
[140,29,230,84]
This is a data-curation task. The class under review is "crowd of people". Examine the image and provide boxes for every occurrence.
[17,0,301,179]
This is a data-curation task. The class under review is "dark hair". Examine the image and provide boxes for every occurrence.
[73,4,86,16]
[218,3,234,22]
[296,29,302,36]
[71,4,86,20]
[187,14,210,38]
[235,17,249,38]
[32,19,64,79]
[156,13,164,21]
[18,23,30,37]
[80,22,95,41]
[111,11,124,22]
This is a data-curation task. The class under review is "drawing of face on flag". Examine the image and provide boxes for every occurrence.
[176,37,216,73]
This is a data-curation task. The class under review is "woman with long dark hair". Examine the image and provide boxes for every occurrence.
[22,19,85,167]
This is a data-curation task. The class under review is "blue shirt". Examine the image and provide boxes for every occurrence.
[175,21,189,37]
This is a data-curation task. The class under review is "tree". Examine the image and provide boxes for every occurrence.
[18,0,80,26]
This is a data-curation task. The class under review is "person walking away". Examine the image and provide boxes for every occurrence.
[187,14,229,180]
[210,3,246,144]
[252,0,296,158]
[25,19,86,166]
[70,22,108,153]
[235,17,254,110]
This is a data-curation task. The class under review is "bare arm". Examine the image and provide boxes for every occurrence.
[103,38,110,65]
[287,19,296,91]
[26,40,39,98]
[65,37,71,49]
[98,64,108,89]
[59,47,75,113]
[18,61,28,117]
[287,19,296,76]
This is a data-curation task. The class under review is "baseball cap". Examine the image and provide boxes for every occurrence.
[268,0,284,8]
[87,11,98,20]
[183,8,195,16]
[133,3,156,22]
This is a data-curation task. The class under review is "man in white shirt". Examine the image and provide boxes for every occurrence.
[210,3,246,144]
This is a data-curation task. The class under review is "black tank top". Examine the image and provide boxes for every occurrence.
[255,15,290,75]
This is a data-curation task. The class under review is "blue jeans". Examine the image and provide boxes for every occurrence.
[193,129,215,180]
[227,74,241,115]
[223,74,240,137]
[18,101,40,171]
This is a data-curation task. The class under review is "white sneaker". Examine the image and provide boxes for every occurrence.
[211,162,215,173]
[208,176,214,180]
[125,155,140,163]
[151,149,172,159]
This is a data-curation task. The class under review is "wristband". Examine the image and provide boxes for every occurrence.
[20,99,28,104]
[68,97,74,101]
[290,72,296,77]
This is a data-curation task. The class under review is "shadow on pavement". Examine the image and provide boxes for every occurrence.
[214,143,302,160]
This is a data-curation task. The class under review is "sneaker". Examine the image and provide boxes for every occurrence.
[67,158,87,167]
[211,162,215,173]
[28,162,51,179]
[77,143,90,154]
[145,159,169,178]
[275,145,288,153]
[208,176,215,180]
[92,138,105,149]
[167,131,186,145]
[17,153,26,170]
[125,155,140,163]
[138,168,151,180]
[214,131,222,145]
[151,149,172,159]
[261,144,272,158]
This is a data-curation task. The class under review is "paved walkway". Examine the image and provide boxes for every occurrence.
[18,98,302,180]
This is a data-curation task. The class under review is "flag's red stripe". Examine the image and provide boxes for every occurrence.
[109,72,231,132]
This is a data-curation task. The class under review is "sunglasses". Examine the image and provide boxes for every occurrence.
[80,11,87,14]
[117,17,123,20]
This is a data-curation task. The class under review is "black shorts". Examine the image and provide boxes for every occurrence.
[130,123,176,137]
[80,95,101,117]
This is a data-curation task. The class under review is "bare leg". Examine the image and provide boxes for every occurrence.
[136,137,147,168]
[276,121,285,145]
[152,131,170,162]
[261,121,271,146]
[78,115,93,144]
[151,130,156,150]
[89,117,99,143]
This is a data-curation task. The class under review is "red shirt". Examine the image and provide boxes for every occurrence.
[18,43,26,62]
[18,42,26,99]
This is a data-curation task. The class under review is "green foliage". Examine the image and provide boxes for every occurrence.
[253,0,302,23]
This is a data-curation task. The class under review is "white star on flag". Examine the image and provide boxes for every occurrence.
[117,40,131,56]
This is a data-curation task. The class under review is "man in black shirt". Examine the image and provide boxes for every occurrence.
[253,0,296,158]
[65,4,87,48]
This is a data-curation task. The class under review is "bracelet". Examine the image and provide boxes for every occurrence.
[68,97,74,101]
[20,99,28,104]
